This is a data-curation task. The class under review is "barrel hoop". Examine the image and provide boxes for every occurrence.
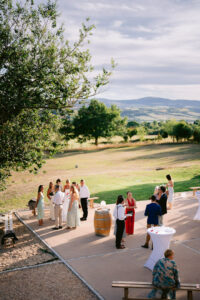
[95,218,110,221]
[95,228,110,230]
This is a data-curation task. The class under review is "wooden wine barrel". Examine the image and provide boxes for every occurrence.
[94,209,112,236]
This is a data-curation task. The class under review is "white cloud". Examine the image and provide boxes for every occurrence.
[112,20,123,28]
[55,0,200,100]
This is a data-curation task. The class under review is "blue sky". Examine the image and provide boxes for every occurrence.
[58,1,200,100]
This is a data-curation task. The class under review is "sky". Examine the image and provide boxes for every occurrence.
[58,0,200,100]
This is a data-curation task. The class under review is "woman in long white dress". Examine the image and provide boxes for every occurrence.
[166,174,174,210]
[36,185,44,226]
[62,179,71,222]
[66,185,80,229]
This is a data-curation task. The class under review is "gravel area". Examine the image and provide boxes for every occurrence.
[0,263,98,300]
[0,214,99,300]
[0,215,56,271]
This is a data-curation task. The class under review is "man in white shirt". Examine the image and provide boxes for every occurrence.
[79,179,90,221]
[113,195,126,249]
[53,185,64,230]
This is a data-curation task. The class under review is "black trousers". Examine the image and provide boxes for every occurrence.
[116,219,125,248]
[81,198,88,219]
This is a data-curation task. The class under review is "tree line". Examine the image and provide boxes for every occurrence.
[60,100,200,144]
[139,119,200,143]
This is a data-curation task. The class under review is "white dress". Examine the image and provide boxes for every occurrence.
[193,191,200,220]
[67,195,80,228]
[62,189,70,222]
[49,196,55,220]
[168,186,174,203]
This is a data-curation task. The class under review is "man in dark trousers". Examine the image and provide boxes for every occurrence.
[141,195,162,249]
[79,179,90,221]
[157,186,167,226]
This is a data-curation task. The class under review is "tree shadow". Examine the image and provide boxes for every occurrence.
[52,144,132,159]
[125,145,200,163]
[116,143,198,153]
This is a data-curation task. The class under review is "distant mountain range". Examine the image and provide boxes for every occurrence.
[97,97,200,122]
[98,97,200,108]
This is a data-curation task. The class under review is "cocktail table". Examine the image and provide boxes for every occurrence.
[144,226,176,271]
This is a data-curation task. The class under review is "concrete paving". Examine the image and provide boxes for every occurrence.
[18,192,200,300]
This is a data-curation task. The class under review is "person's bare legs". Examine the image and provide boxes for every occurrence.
[168,203,172,210]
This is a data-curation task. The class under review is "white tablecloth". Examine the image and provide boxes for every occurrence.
[194,191,200,220]
[144,226,176,271]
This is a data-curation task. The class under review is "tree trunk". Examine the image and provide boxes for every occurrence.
[95,137,98,146]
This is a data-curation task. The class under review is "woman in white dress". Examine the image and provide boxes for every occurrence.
[47,182,55,220]
[62,179,71,222]
[66,185,80,229]
[166,174,174,210]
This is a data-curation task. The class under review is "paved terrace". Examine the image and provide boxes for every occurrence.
[18,192,200,300]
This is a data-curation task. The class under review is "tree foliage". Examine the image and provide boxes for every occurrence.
[0,0,113,124]
[0,0,113,189]
[193,126,200,143]
[172,121,193,142]
[137,126,147,141]
[62,99,127,145]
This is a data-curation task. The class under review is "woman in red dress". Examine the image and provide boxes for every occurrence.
[125,191,137,235]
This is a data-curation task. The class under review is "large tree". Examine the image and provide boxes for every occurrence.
[0,0,113,189]
[0,110,62,188]
[173,121,193,142]
[62,99,127,146]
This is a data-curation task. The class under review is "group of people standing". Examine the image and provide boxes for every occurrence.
[113,174,174,250]
[35,178,90,230]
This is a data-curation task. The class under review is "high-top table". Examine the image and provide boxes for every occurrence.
[144,226,176,271]
[89,197,99,208]
[194,191,200,220]
[190,186,200,196]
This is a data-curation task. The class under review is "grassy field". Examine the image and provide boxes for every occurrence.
[0,143,200,212]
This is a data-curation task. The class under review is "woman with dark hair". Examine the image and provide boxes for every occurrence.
[113,195,126,249]
[66,185,80,229]
[166,174,174,210]
[36,185,44,226]
[125,191,137,235]
[47,182,55,221]
[56,178,62,191]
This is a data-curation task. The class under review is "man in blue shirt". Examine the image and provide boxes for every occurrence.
[141,195,162,249]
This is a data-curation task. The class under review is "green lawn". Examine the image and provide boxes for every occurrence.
[0,143,200,212]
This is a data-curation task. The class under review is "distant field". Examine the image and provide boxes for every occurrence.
[121,106,200,122]
[0,143,200,212]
